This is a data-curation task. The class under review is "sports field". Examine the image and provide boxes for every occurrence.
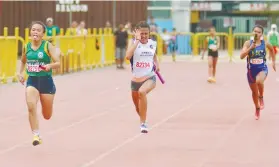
[0,57,278,167]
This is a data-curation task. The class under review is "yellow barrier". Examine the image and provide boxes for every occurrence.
[0,27,24,84]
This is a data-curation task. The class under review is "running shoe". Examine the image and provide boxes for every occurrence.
[32,135,42,146]
[140,123,148,133]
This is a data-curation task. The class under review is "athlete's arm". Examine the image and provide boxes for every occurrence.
[19,47,26,75]
[153,53,160,71]
[203,37,208,53]
[240,40,254,59]
[201,37,208,59]
[48,42,60,69]
[17,46,27,84]
[125,39,139,60]
[216,36,220,50]
[266,42,275,63]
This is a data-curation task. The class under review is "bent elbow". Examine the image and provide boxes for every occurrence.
[240,52,247,59]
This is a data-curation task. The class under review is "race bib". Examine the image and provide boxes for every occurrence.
[209,44,217,50]
[27,64,40,72]
[250,58,263,64]
[135,62,151,68]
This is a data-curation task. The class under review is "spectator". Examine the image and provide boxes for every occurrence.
[66,21,78,36]
[149,16,158,41]
[76,21,88,35]
[46,17,60,36]
[114,24,128,69]
[106,21,111,28]
[160,28,171,55]
[125,21,132,33]
[149,16,158,33]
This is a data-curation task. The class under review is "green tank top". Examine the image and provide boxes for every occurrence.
[207,36,217,50]
[25,40,52,76]
[269,33,278,46]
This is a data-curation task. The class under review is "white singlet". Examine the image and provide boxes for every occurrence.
[130,39,157,78]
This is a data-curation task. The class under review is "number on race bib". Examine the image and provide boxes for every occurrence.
[250,59,263,64]
[136,62,151,68]
[27,64,40,72]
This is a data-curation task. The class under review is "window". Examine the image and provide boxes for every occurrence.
[148,0,172,19]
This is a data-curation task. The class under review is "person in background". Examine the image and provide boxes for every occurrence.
[125,21,132,34]
[149,16,158,33]
[114,24,128,69]
[149,16,158,41]
[106,21,112,28]
[169,28,179,62]
[201,26,220,83]
[66,21,78,36]
[267,24,279,60]
[45,17,60,37]
[76,21,88,36]
[160,28,171,55]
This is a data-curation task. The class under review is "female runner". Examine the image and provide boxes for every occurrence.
[240,25,276,120]
[201,26,220,83]
[17,21,60,146]
[125,21,160,133]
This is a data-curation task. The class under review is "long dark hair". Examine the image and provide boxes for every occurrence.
[135,21,150,30]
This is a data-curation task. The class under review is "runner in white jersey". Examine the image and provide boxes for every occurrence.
[125,21,160,133]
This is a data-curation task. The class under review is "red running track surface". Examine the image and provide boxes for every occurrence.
[0,61,278,167]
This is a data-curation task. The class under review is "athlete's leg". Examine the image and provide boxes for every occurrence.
[115,47,121,68]
[40,94,55,120]
[249,83,260,109]
[258,83,265,110]
[171,45,176,62]
[172,51,176,62]
[212,56,218,78]
[207,56,213,82]
[248,69,262,119]
[131,91,140,116]
[120,48,126,68]
[131,81,141,116]
[139,79,156,123]
[249,83,261,119]
[25,86,41,145]
[138,79,156,124]
[256,70,268,110]
[137,77,156,133]
[39,76,56,120]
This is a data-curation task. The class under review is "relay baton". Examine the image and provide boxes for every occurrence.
[39,65,46,70]
[153,64,165,84]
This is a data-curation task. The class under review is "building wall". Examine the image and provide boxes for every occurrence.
[0,1,148,37]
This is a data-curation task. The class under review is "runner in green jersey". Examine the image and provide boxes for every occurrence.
[267,24,279,59]
[201,26,220,83]
[17,21,60,146]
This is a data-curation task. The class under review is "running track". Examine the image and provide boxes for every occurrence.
[0,59,279,167]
